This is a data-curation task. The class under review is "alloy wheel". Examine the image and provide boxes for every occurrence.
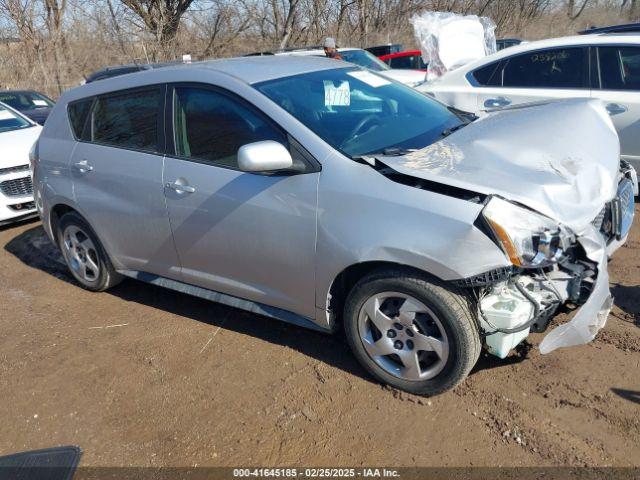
[357,291,449,381]
[62,225,101,283]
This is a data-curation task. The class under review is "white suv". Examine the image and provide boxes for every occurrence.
[418,31,640,173]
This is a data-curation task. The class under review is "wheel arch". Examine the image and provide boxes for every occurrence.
[326,260,449,326]
[49,203,78,245]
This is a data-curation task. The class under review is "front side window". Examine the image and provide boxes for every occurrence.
[501,47,586,89]
[90,87,161,152]
[255,67,462,158]
[0,104,32,133]
[598,46,640,91]
[173,86,287,168]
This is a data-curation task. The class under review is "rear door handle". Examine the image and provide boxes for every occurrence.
[484,97,512,108]
[73,160,93,173]
[606,103,628,115]
[165,180,196,194]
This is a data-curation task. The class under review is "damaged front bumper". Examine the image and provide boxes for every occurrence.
[473,174,635,357]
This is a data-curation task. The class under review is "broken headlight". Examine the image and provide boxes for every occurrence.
[482,197,572,268]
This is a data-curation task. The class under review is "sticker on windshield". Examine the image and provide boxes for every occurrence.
[33,99,48,107]
[0,110,14,120]
[324,80,350,106]
[347,70,391,88]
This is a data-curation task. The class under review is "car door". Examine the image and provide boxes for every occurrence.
[472,46,590,112]
[71,85,181,277]
[592,45,640,170]
[162,84,320,318]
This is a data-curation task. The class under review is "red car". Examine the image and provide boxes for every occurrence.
[379,50,427,71]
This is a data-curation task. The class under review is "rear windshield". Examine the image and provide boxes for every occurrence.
[0,104,32,133]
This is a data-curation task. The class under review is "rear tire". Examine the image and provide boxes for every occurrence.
[344,268,480,396]
[57,212,122,291]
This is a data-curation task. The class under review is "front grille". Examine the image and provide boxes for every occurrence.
[453,266,515,288]
[0,164,30,175]
[591,205,607,231]
[0,176,33,197]
[616,178,635,239]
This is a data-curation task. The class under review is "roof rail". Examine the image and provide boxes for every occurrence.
[578,22,640,35]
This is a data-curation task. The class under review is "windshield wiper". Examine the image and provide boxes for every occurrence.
[362,147,412,157]
[441,123,468,138]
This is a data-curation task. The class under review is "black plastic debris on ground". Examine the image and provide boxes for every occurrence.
[0,446,82,480]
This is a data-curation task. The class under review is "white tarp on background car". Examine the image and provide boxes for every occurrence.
[411,11,497,82]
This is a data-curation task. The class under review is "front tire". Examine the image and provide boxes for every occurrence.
[57,212,122,291]
[344,268,480,396]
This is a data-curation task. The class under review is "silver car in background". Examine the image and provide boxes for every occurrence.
[33,56,635,395]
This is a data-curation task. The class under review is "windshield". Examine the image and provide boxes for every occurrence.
[0,91,54,111]
[0,104,32,133]
[255,67,462,158]
[339,50,390,71]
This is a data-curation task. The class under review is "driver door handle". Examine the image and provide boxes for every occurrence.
[73,160,93,173]
[606,103,628,115]
[166,180,196,194]
[484,96,512,109]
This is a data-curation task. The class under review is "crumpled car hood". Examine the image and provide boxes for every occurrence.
[379,98,620,232]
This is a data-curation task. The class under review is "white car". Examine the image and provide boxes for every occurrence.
[417,31,640,173]
[277,48,427,87]
[0,102,41,226]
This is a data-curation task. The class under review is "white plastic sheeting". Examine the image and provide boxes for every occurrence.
[411,11,496,81]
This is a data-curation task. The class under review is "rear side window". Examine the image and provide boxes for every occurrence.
[501,48,586,89]
[389,55,427,70]
[389,56,411,69]
[472,61,503,86]
[90,87,161,152]
[598,46,640,91]
[68,99,92,139]
[172,86,287,168]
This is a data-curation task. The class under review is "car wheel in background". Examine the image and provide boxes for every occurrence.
[57,212,122,291]
[344,268,481,396]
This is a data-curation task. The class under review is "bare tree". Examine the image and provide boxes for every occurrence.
[120,0,195,53]
[566,0,590,19]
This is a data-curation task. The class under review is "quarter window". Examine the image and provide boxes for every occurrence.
[90,87,161,152]
[173,86,287,168]
[501,48,586,89]
[598,46,640,91]
[472,61,503,86]
[68,99,92,139]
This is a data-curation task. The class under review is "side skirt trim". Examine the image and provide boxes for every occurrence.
[117,270,331,333]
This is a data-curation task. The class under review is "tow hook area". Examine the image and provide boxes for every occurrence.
[478,276,563,359]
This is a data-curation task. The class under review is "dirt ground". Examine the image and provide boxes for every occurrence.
[0,206,638,469]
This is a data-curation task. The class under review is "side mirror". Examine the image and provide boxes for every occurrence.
[237,140,293,173]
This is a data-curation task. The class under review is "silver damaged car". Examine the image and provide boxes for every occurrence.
[33,56,636,395]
